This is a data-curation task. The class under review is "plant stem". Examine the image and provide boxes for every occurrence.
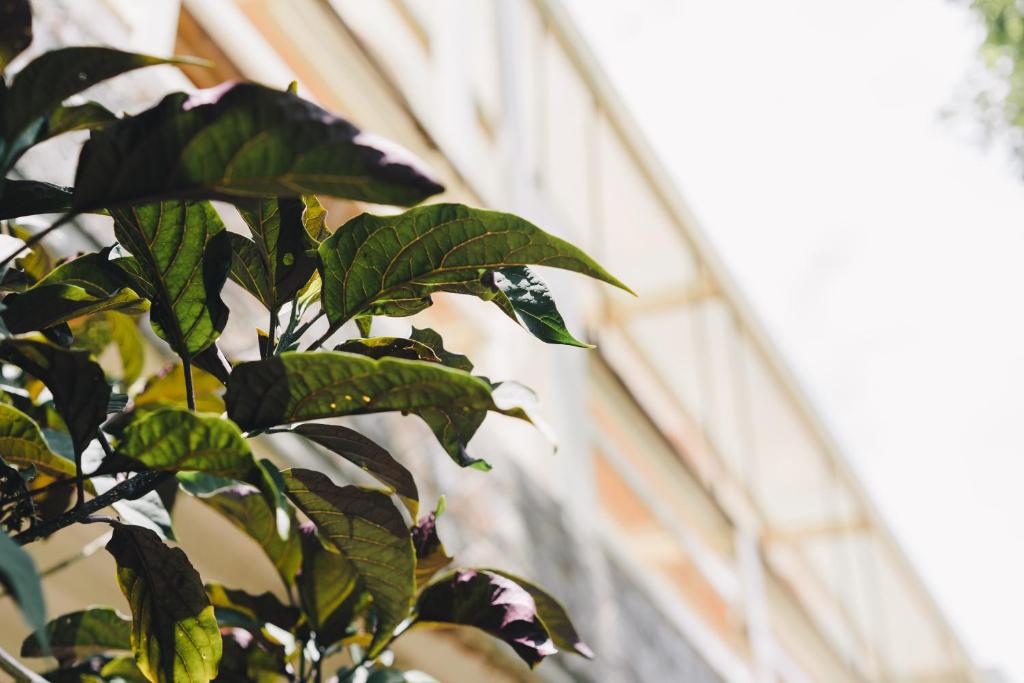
[73,448,85,510]
[14,471,171,546]
[0,644,47,683]
[182,356,196,411]
[267,307,278,358]
[0,214,75,270]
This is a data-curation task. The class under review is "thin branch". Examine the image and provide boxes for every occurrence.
[0,644,47,683]
[182,356,196,411]
[0,531,112,600]
[267,306,279,358]
[0,214,75,270]
[14,471,171,546]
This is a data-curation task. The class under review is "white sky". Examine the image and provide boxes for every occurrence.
[564,0,1024,680]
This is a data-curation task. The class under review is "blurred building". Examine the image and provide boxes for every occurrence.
[0,1,985,682]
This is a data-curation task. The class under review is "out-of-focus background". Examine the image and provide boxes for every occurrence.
[1,1,1018,681]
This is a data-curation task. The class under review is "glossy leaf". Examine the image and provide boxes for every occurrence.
[0,0,31,72]
[335,336,440,364]
[106,523,221,683]
[0,179,73,220]
[408,327,473,372]
[2,250,148,334]
[0,529,46,644]
[72,82,444,211]
[3,48,188,164]
[100,656,148,683]
[228,197,318,311]
[134,362,224,413]
[111,201,231,358]
[224,351,505,467]
[0,403,74,477]
[317,203,631,331]
[0,338,109,455]
[490,570,593,659]
[282,468,414,656]
[179,475,301,588]
[415,570,555,668]
[493,266,591,348]
[115,408,253,478]
[21,608,131,659]
[293,423,418,517]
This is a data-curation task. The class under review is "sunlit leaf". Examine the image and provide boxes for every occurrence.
[106,523,221,683]
[21,607,131,659]
[115,408,253,478]
[72,82,444,211]
[489,570,593,659]
[493,266,591,348]
[293,423,418,517]
[134,362,224,413]
[225,351,510,468]
[317,203,631,332]
[334,336,440,364]
[408,328,473,372]
[282,468,414,656]
[2,249,148,334]
[295,524,358,632]
[415,570,555,668]
[0,403,74,477]
[110,201,231,358]
[73,311,145,386]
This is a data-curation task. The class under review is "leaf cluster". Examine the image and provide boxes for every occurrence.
[0,3,627,681]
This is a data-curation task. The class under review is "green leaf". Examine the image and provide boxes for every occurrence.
[493,266,592,348]
[415,570,555,668]
[293,423,418,517]
[205,583,299,630]
[489,570,593,659]
[334,336,441,363]
[0,338,110,455]
[135,362,224,413]
[43,101,117,139]
[72,82,444,212]
[0,403,74,477]
[0,0,31,72]
[317,203,631,331]
[0,179,73,220]
[295,524,358,631]
[105,523,221,683]
[179,475,301,588]
[100,656,148,683]
[115,408,253,478]
[282,468,414,656]
[21,608,131,659]
[224,351,505,468]
[2,249,148,334]
[408,328,473,372]
[111,201,231,358]
[0,529,47,645]
[2,48,191,166]
[72,311,145,386]
[228,197,319,311]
